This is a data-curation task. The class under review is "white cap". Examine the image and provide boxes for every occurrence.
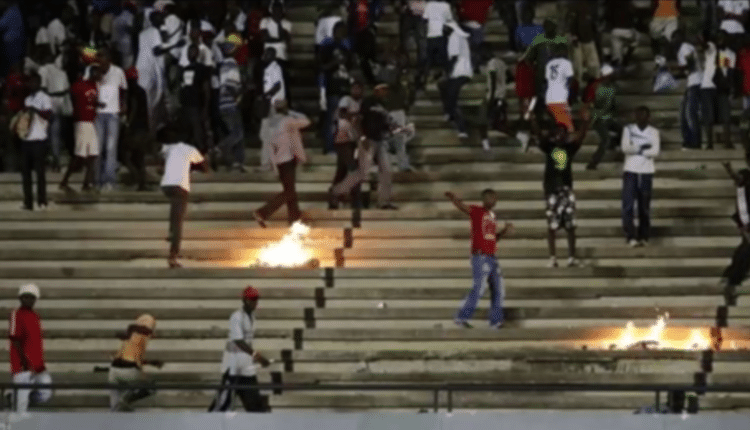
[18,283,40,299]
[600,64,614,77]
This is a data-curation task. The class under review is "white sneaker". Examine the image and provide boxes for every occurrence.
[567,257,580,267]
[628,239,641,248]
[101,184,114,193]
[36,203,48,211]
[516,131,530,152]
[481,139,491,151]
[457,132,469,138]
[548,257,558,268]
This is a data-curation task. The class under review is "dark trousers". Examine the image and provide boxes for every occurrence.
[587,118,618,168]
[352,29,377,85]
[258,160,300,225]
[331,141,361,207]
[19,140,48,210]
[183,105,212,153]
[120,128,149,190]
[681,85,702,149]
[209,373,267,412]
[439,77,470,133]
[162,186,189,256]
[723,236,750,287]
[622,172,653,241]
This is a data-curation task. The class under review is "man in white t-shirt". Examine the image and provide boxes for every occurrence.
[419,0,454,88]
[701,31,736,150]
[439,23,472,138]
[38,51,71,172]
[19,72,53,211]
[178,22,214,67]
[260,2,292,62]
[718,0,750,35]
[92,47,128,191]
[208,286,271,412]
[544,43,575,133]
[621,106,660,247]
[160,133,208,269]
[262,47,286,113]
[676,31,702,150]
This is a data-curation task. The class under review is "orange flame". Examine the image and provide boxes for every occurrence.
[255,221,314,268]
[604,314,712,351]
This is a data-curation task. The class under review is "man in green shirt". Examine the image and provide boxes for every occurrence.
[585,64,618,170]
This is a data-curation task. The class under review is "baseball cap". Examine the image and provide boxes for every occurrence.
[600,64,614,77]
[18,283,40,299]
[226,34,243,46]
[136,314,156,330]
[243,286,260,300]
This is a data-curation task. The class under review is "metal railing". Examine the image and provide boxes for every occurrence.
[2,382,748,412]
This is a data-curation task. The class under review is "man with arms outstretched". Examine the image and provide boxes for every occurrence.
[446,189,513,329]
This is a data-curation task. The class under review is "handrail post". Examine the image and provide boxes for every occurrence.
[655,390,660,411]
[433,389,439,413]
[447,388,453,413]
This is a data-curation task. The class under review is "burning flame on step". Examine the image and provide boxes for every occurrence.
[256,221,313,268]
[605,314,712,351]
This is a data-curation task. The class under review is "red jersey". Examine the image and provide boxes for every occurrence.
[9,307,45,374]
[470,205,497,255]
[515,61,535,99]
[738,47,750,96]
[3,72,26,113]
[458,0,494,24]
[71,79,98,122]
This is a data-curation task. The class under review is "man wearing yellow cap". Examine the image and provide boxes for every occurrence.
[108,314,164,411]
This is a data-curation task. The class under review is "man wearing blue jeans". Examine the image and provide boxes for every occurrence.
[621,106,660,247]
[446,189,513,329]
[92,48,128,191]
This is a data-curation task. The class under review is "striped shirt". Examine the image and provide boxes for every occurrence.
[217,57,241,110]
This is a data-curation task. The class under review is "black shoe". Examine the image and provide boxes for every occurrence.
[455,320,473,329]
[379,204,398,210]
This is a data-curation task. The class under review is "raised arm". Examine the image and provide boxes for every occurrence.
[445,191,471,216]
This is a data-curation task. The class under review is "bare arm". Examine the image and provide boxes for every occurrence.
[234,340,270,366]
[496,222,514,240]
[445,191,471,216]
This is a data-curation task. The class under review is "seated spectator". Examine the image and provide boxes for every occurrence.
[608,0,639,70]
[544,43,575,133]
[514,7,543,52]
[439,23,472,139]
[568,0,599,84]
[621,106,660,247]
[18,72,52,211]
[419,0,454,89]
[718,0,749,39]
[675,30,703,150]
[701,31,735,150]
[585,65,618,170]
[318,22,353,154]
[60,66,101,192]
[457,0,493,72]
[649,0,680,58]
[217,36,247,172]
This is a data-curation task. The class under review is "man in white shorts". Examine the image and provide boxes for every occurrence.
[60,66,103,191]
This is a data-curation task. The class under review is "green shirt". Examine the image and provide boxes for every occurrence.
[592,82,616,121]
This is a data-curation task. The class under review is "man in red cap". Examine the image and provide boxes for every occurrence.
[209,286,271,412]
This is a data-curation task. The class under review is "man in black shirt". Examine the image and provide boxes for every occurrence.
[720,160,750,301]
[319,22,353,154]
[120,67,151,191]
[180,44,212,154]
[539,122,588,268]
[330,83,397,210]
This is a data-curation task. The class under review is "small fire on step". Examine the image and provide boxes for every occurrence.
[600,314,719,351]
[252,221,320,269]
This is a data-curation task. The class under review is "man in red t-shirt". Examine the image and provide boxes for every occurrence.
[446,189,513,328]
[458,0,494,70]
[9,283,51,413]
[60,66,103,192]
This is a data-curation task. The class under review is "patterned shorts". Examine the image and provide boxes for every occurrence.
[546,186,577,231]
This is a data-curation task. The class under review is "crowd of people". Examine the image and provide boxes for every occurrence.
[5,0,750,411]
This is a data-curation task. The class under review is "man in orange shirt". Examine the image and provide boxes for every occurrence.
[650,0,680,57]
[108,314,164,411]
